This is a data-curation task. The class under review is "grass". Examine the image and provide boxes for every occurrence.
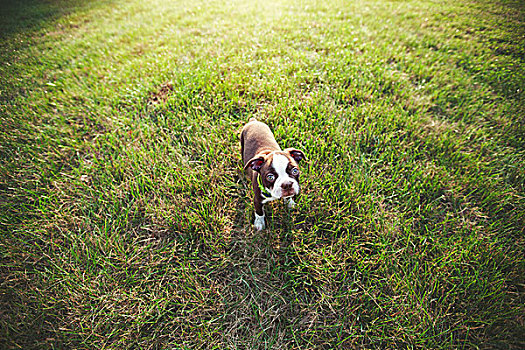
[1,0,524,348]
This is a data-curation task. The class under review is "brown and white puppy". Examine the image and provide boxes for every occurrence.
[241,118,306,230]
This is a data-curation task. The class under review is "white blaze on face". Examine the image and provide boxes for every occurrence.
[269,154,300,198]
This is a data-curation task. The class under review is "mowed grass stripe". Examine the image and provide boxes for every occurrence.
[1,0,524,348]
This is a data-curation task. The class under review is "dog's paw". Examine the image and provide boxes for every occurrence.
[254,214,266,231]
[286,197,296,209]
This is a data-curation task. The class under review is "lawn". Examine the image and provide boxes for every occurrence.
[1,0,524,348]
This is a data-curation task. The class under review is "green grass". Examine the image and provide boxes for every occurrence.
[1,0,524,348]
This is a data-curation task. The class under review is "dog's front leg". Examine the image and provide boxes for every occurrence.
[253,197,265,231]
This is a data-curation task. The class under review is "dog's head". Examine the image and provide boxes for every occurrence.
[244,148,306,199]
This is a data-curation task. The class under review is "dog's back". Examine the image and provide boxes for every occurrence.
[241,118,281,165]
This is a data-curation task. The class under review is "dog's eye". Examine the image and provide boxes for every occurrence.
[266,173,275,182]
[291,168,299,176]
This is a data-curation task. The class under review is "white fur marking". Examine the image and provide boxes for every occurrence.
[254,213,265,230]
[270,154,300,199]
[286,197,296,209]
[262,196,278,204]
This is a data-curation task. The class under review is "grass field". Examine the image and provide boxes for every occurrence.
[1,0,524,348]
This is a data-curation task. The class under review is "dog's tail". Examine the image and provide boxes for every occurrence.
[249,117,257,122]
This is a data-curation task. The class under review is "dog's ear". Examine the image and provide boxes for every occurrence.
[285,148,307,162]
[244,155,265,172]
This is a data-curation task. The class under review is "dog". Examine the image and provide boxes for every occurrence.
[241,118,306,230]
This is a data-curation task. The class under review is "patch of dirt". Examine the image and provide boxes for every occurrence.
[147,82,174,106]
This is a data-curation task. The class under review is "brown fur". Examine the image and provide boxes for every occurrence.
[241,119,280,216]
[241,119,281,166]
[241,119,306,219]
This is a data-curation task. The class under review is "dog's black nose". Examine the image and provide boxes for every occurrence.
[282,182,293,190]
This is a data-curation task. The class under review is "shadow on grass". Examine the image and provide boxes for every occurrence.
[0,1,115,347]
[0,0,110,40]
